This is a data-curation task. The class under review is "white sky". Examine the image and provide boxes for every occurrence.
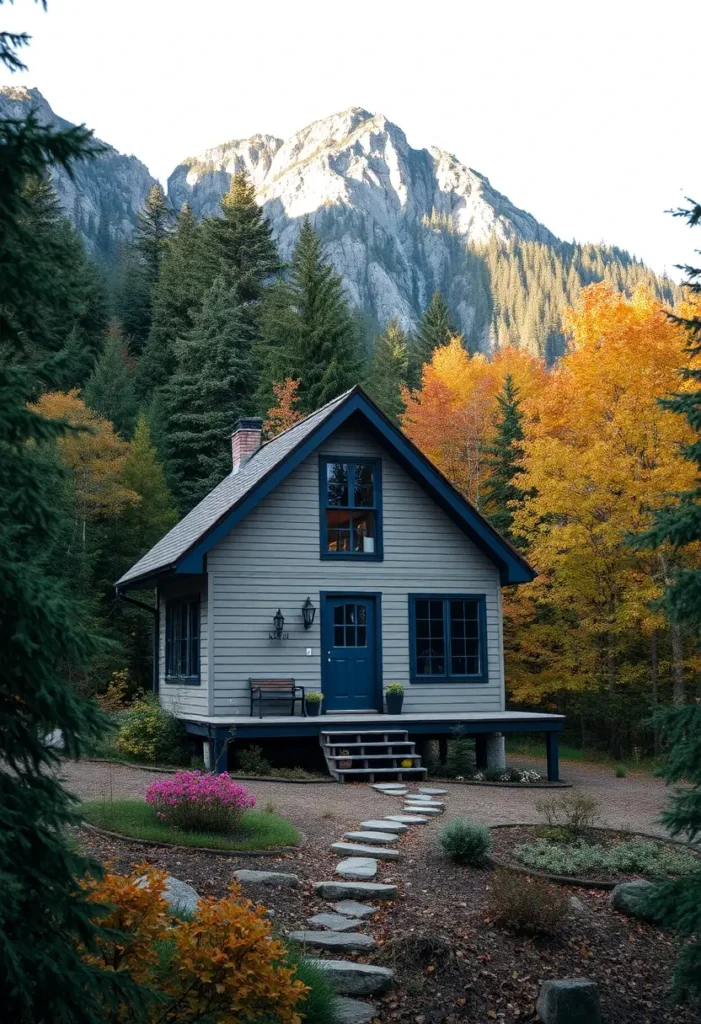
[2,0,699,279]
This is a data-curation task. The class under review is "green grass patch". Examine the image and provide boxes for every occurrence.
[505,737,659,774]
[80,799,299,851]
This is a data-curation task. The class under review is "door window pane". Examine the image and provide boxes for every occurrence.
[332,604,369,648]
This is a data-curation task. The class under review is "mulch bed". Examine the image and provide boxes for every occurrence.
[490,824,700,885]
[76,822,698,1024]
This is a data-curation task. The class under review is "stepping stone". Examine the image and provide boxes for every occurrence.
[336,857,378,880]
[311,959,395,996]
[314,881,398,901]
[409,795,444,804]
[344,830,399,844]
[331,841,400,860]
[307,912,366,932]
[419,787,447,795]
[404,805,441,815]
[233,869,299,887]
[360,819,408,833]
[333,996,378,1024]
[332,900,377,918]
[385,813,429,824]
[371,783,405,791]
[287,929,376,952]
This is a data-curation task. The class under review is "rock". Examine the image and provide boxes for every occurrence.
[333,996,378,1023]
[385,814,429,824]
[138,874,199,916]
[233,869,299,887]
[371,783,405,791]
[307,912,365,932]
[359,819,408,833]
[336,857,378,880]
[314,881,398,901]
[332,900,377,918]
[609,880,657,921]
[311,959,395,996]
[265,909,275,919]
[44,728,65,749]
[404,805,441,815]
[344,830,399,844]
[536,979,601,1024]
[418,787,447,795]
[568,896,585,914]
[331,841,400,860]
[287,930,376,952]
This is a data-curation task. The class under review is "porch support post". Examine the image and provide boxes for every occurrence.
[475,734,488,771]
[546,730,560,782]
[438,737,448,766]
[212,729,229,774]
[486,732,506,771]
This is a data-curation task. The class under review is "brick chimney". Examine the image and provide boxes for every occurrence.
[231,418,263,473]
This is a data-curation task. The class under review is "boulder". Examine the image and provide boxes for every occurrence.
[536,979,601,1024]
[233,869,299,887]
[333,997,378,1023]
[137,874,200,917]
[311,959,395,995]
[287,930,376,952]
[609,880,657,921]
[335,857,378,880]
[314,880,397,901]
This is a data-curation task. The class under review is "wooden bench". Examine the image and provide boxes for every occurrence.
[249,677,306,718]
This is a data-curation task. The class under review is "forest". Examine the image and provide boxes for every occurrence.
[7,157,701,758]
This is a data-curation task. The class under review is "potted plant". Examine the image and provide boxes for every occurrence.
[385,682,404,714]
[338,748,353,769]
[305,691,324,717]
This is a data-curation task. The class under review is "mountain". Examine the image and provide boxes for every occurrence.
[0,86,156,262]
[2,92,677,355]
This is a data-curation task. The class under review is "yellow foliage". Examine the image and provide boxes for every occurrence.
[81,866,308,1023]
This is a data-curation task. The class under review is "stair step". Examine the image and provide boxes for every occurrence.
[325,741,414,750]
[326,753,421,762]
[321,731,409,740]
[331,766,426,776]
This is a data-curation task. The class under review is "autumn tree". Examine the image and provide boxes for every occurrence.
[263,378,303,438]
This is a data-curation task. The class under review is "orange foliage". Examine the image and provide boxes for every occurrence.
[264,378,303,438]
[401,337,546,505]
[81,865,308,1023]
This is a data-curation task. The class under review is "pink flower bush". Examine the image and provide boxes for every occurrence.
[145,771,255,834]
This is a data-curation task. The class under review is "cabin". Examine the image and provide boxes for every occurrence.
[116,386,563,781]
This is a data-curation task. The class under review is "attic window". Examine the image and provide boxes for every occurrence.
[320,457,383,560]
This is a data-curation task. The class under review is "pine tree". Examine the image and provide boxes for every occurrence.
[482,374,528,544]
[121,414,179,555]
[113,240,152,353]
[160,277,253,511]
[0,17,140,1019]
[134,182,172,287]
[409,290,457,385]
[83,323,137,437]
[258,216,361,413]
[136,204,207,400]
[365,317,409,422]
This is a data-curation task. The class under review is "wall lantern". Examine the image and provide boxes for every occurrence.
[269,608,288,641]
[302,596,316,631]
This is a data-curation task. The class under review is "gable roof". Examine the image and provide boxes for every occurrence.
[116,385,535,590]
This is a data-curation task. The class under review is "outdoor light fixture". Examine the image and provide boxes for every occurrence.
[302,596,316,630]
[272,609,285,638]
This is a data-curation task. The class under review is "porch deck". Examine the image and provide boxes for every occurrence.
[182,710,564,781]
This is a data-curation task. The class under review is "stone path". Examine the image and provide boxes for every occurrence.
[291,781,448,1022]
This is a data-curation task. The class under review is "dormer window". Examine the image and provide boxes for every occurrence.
[319,457,383,559]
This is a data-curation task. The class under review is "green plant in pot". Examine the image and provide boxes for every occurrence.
[385,682,404,714]
[305,691,324,716]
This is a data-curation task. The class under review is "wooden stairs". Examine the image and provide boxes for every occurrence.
[320,729,427,783]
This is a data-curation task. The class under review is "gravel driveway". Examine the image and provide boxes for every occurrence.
[61,756,670,840]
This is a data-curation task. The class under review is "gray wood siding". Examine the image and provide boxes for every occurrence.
[205,424,505,716]
[158,576,210,717]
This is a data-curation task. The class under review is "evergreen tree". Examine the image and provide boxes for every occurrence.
[482,374,528,544]
[83,323,137,437]
[365,317,409,422]
[136,204,207,400]
[258,216,361,413]
[0,15,139,1019]
[134,182,172,287]
[160,277,253,511]
[409,290,457,385]
[121,414,179,556]
[113,240,152,353]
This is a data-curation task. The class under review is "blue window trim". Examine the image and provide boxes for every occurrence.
[408,593,488,685]
[164,593,201,686]
[318,455,383,561]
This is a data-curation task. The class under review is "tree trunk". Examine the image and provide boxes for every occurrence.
[659,552,685,702]
[650,630,661,757]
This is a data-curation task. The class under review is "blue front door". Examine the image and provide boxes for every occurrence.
[322,596,378,711]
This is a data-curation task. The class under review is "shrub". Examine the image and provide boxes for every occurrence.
[486,870,568,935]
[82,867,309,1023]
[237,744,272,775]
[145,771,255,834]
[439,816,491,865]
[444,736,476,779]
[534,791,600,834]
[285,953,341,1024]
[95,669,131,712]
[512,837,698,879]
[615,765,627,778]
[114,693,188,765]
